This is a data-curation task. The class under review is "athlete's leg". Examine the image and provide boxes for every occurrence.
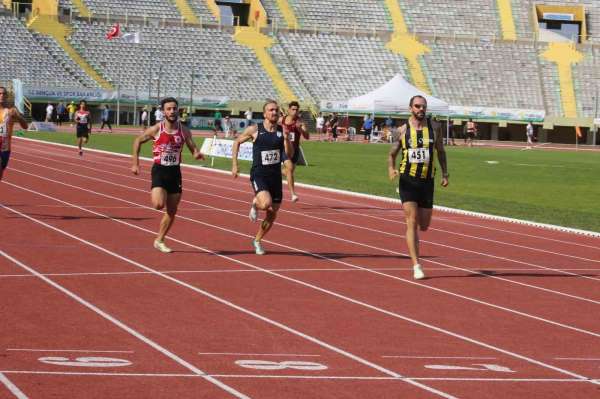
[418,208,433,232]
[403,202,420,266]
[156,192,181,242]
[254,190,273,212]
[255,202,279,242]
[283,159,297,200]
[151,187,167,210]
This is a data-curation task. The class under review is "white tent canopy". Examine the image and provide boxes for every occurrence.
[346,74,449,115]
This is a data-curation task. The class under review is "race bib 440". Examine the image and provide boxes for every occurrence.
[408,148,430,164]
[261,150,280,165]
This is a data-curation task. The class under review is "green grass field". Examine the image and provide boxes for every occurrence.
[18,131,600,232]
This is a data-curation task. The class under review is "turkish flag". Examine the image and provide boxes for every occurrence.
[105,23,120,40]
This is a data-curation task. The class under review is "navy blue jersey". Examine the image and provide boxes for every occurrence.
[251,122,284,177]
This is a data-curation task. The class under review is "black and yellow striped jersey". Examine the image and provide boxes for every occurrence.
[399,118,435,180]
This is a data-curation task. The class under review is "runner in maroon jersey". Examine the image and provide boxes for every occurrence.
[131,97,204,253]
[280,101,308,202]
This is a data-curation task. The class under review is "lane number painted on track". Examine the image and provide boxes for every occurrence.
[235,360,328,371]
[425,363,515,373]
[38,356,132,368]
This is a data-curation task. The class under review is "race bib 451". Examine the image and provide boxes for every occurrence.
[408,148,430,164]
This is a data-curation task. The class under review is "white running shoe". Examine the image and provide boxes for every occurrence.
[291,194,299,203]
[249,203,258,222]
[153,239,172,253]
[413,264,425,280]
[252,240,266,255]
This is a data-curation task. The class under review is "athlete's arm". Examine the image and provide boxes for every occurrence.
[231,125,257,178]
[387,125,405,180]
[434,122,449,187]
[283,128,294,160]
[298,121,309,139]
[10,108,28,130]
[183,126,204,160]
[131,124,159,175]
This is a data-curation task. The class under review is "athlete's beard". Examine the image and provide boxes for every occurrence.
[412,111,425,121]
[166,114,178,123]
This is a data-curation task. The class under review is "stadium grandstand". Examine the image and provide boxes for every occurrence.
[1,0,599,143]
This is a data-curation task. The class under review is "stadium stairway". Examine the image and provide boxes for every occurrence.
[383,0,431,94]
[272,0,298,29]
[27,15,112,89]
[497,0,517,40]
[69,0,90,18]
[541,42,584,118]
[172,0,200,24]
[204,0,220,22]
[234,26,296,103]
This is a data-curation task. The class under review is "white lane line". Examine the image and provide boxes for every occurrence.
[3,183,598,388]
[0,203,459,399]
[14,153,600,288]
[198,353,321,357]
[0,249,251,399]
[6,349,134,354]
[555,358,600,361]
[0,370,591,382]
[12,160,600,312]
[0,372,29,399]
[11,167,600,340]
[2,268,599,280]
[382,356,497,360]
[18,139,600,247]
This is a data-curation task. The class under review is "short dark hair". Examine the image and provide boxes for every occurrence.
[263,99,278,112]
[288,101,300,109]
[79,100,87,105]
[409,95,427,107]
[0,86,6,93]
[160,97,178,109]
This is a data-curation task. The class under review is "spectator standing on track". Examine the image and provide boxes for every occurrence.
[99,104,113,133]
[155,107,164,124]
[388,95,449,280]
[131,97,204,253]
[231,100,293,255]
[330,113,339,142]
[526,122,534,149]
[362,114,373,142]
[67,101,77,126]
[223,115,235,138]
[74,100,91,156]
[316,112,325,141]
[245,107,253,127]
[0,86,28,181]
[141,108,148,129]
[45,102,54,122]
[464,118,477,147]
[56,102,66,126]
[214,110,223,134]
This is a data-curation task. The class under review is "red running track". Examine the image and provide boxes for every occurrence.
[0,138,599,398]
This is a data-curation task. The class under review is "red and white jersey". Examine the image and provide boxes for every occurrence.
[75,110,90,125]
[282,117,301,148]
[0,109,11,151]
[152,121,185,166]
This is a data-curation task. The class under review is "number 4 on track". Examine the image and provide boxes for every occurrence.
[425,364,515,373]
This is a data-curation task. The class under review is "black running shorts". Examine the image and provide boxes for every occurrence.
[151,164,182,194]
[250,172,282,204]
[76,124,89,138]
[399,174,434,209]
